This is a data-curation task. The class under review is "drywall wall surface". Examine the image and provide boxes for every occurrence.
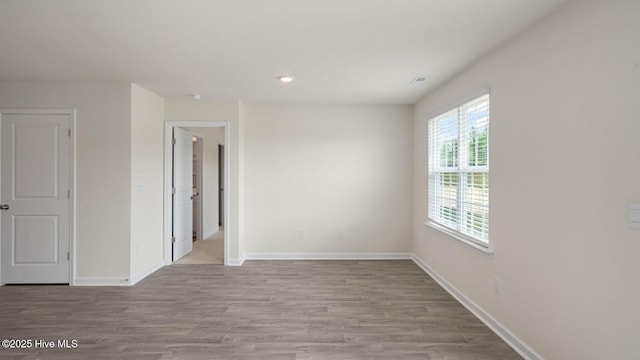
[237,101,246,258]
[0,81,133,280]
[130,84,165,278]
[196,127,225,238]
[165,97,239,123]
[413,1,640,359]
[165,97,243,263]
[244,103,413,254]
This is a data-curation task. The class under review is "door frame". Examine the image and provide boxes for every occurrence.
[218,144,224,227]
[0,108,77,285]
[164,121,229,265]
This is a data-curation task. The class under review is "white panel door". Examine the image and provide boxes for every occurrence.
[1,112,71,284]
[172,127,193,261]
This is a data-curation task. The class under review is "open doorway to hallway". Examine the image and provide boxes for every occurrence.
[164,122,228,266]
[173,131,225,264]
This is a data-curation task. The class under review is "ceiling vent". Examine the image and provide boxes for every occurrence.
[409,76,427,85]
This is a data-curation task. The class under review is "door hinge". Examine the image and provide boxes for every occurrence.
[67,252,70,261]
[172,187,176,194]
[172,138,176,145]
[67,190,70,199]
[171,236,176,244]
[68,128,71,137]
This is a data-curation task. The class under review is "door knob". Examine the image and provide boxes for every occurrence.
[0,204,9,210]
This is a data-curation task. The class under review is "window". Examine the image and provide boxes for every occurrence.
[428,93,489,247]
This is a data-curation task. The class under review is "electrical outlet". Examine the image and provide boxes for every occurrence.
[493,277,501,294]
[298,230,305,239]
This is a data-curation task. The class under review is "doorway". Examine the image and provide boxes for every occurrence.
[164,122,229,266]
[192,133,204,242]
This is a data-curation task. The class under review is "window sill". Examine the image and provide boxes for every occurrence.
[424,221,494,257]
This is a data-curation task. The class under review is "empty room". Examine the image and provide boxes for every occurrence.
[0,1,638,359]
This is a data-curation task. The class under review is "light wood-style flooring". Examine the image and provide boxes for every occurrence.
[0,260,521,359]
[174,231,224,265]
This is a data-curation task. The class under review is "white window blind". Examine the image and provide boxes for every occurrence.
[428,94,489,245]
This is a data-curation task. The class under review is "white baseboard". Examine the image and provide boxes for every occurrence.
[226,256,245,266]
[244,252,413,260]
[130,259,164,285]
[73,277,131,286]
[411,254,542,360]
[203,227,219,240]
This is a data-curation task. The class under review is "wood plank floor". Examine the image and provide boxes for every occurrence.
[0,260,521,359]
[174,231,224,265]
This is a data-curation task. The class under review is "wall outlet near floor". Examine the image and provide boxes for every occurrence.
[298,230,305,239]
[493,277,501,294]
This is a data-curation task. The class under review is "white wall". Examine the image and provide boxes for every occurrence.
[413,1,640,359]
[197,127,225,239]
[130,84,165,279]
[0,82,132,281]
[165,97,244,264]
[238,102,246,258]
[244,104,413,255]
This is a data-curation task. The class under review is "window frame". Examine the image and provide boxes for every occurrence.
[426,90,491,253]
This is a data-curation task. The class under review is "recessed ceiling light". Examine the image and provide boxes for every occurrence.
[278,75,295,83]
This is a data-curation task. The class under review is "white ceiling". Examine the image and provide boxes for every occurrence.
[0,0,568,104]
